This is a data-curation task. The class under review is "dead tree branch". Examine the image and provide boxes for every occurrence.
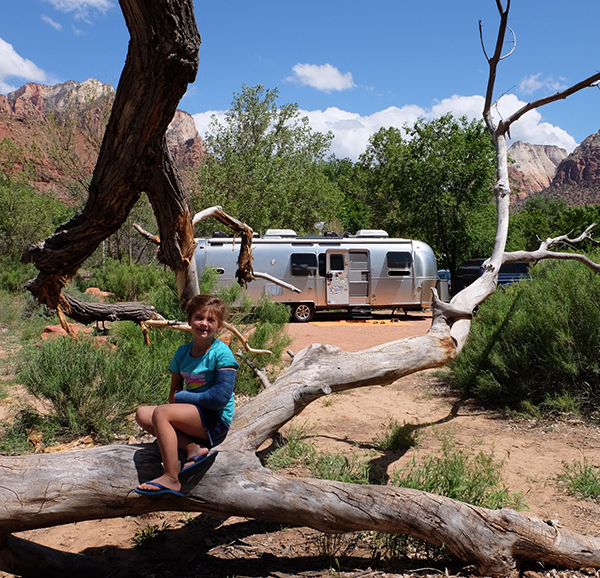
[25,0,201,311]
[6,1,600,576]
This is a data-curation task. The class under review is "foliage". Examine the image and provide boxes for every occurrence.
[372,435,525,565]
[78,194,160,269]
[79,257,171,302]
[132,522,172,550]
[264,420,316,470]
[322,156,372,234]
[18,328,186,443]
[0,172,72,265]
[189,84,343,235]
[359,114,496,275]
[508,197,600,253]
[450,255,600,417]
[0,290,58,347]
[557,459,600,502]
[309,452,372,484]
[0,409,52,455]
[0,138,39,183]
[392,434,525,510]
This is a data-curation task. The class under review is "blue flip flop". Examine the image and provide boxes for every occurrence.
[135,481,185,497]
[179,450,218,480]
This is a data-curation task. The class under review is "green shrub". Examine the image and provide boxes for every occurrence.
[309,452,371,484]
[450,256,600,416]
[373,435,525,565]
[0,171,72,265]
[264,421,316,470]
[557,459,600,502]
[0,257,39,293]
[0,290,59,346]
[18,329,183,443]
[81,258,169,302]
[391,435,524,510]
[0,409,52,454]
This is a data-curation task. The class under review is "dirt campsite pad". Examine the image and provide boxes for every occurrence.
[3,311,600,577]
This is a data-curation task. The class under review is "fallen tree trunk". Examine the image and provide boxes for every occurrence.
[2,327,600,577]
[10,0,600,575]
[59,292,164,324]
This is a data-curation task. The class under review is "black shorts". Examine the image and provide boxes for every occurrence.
[195,406,230,448]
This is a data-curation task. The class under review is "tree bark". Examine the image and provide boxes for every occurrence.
[2,333,600,577]
[10,0,600,576]
[59,292,164,324]
[25,0,201,310]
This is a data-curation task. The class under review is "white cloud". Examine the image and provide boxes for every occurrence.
[519,73,567,96]
[41,0,113,21]
[287,63,355,93]
[41,15,62,30]
[192,93,577,161]
[488,93,577,152]
[0,38,47,94]
[192,111,226,140]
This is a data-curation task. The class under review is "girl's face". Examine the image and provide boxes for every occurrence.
[189,306,221,341]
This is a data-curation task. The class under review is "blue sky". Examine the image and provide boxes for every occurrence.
[1,0,599,160]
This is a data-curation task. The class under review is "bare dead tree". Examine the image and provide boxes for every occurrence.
[25,0,201,315]
[4,1,600,577]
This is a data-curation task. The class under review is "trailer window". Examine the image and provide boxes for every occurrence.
[318,253,326,276]
[329,254,345,271]
[290,253,317,276]
[386,251,412,277]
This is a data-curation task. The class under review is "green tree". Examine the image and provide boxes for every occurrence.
[360,115,497,276]
[0,172,72,292]
[507,196,568,251]
[189,84,343,235]
[508,198,600,253]
[322,156,371,233]
[450,255,600,417]
[0,174,71,261]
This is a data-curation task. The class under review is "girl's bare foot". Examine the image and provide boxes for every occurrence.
[182,446,209,471]
[136,473,182,494]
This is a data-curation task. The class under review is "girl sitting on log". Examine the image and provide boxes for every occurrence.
[135,294,238,496]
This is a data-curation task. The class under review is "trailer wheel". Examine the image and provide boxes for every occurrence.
[290,303,314,322]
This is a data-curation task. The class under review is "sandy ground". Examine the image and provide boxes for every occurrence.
[3,310,600,577]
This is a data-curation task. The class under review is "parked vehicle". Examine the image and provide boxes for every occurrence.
[194,229,439,322]
[436,269,451,302]
[452,258,530,295]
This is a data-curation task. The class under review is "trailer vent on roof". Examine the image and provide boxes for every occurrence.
[262,229,298,238]
[354,229,389,238]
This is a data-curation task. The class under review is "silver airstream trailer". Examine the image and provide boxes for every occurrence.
[194,229,438,322]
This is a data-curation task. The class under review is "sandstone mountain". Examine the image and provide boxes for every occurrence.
[538,130,600,205]
[1,79,598,210]
[0,79,204,203]
[507,141,568,202]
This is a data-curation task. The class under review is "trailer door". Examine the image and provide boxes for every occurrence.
[348,250,370,305]
[325,250,349,306]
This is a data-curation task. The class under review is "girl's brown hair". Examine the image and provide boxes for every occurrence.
[185,294,228,325]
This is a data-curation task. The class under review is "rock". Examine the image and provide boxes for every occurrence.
[508,141,567,202]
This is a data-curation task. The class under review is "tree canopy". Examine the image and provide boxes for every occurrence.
[190,84,343,235]
[359,114,497,275]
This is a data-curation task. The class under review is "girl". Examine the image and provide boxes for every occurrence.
[135,294,238,496]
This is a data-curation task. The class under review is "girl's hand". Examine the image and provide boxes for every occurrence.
[169,372,184,404]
